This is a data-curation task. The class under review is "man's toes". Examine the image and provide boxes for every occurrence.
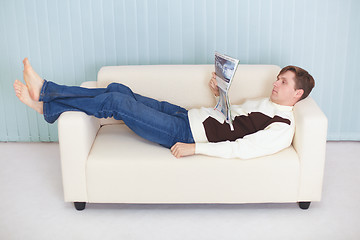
[15,90,22,99]
[23,57,29,66]
[18,80,25,86]
[15,80,23,88]
[14,84,21,94]
[23,59,32,73]
[14,80,27,94]
[14,80,20,89]
[24,58,33,71]
[15,79,23,85]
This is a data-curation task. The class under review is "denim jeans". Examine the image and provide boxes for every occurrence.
[39,80,194,148]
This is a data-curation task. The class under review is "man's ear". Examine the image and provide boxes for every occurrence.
[295,89,304,100]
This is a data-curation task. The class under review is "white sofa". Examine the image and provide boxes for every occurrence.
[57,64,328,211]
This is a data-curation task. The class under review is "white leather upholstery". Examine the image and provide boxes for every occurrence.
[293,97,328,201]
[57,64,327,205]
[96,64,280,125]
[58,111,100,202]
[86,125,299,203]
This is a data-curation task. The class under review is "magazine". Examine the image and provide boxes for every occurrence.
[214,52,240,131]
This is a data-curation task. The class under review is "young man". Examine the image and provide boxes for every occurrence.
[14,58,314,159]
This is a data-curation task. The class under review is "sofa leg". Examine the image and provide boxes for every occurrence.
[298,201,311,210]
[74,202,86,211]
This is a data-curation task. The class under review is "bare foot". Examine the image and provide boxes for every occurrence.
[22,58,44,101]
[14,79,43,114]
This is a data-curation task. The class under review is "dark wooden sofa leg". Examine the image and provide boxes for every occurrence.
[298,201,311,210]
[74,202,86,211]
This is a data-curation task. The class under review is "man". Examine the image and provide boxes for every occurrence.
[14,58,314,159]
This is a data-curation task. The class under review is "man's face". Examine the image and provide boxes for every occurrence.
[270,71,303,106]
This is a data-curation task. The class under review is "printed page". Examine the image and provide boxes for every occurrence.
[214,52,239,130]
[214,52,239,91]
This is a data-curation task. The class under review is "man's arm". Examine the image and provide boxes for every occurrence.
[170,72,220,158]
[195,122,294,159]
[171,122,293,159]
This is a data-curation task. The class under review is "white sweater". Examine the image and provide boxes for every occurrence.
[188,98,295,159]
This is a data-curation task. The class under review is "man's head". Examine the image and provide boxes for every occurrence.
[270,65,315,106]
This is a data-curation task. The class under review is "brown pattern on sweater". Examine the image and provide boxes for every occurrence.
[203,112,291,142]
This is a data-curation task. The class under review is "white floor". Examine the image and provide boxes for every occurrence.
[0,142,359,240]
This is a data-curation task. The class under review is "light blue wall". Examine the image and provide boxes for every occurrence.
[0,0,359,142]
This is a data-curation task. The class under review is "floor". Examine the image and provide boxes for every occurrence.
[0,141,359,240]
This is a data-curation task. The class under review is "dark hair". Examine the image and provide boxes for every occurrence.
[278,66,315,100]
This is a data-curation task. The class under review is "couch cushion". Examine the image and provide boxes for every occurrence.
[95,64,281,127]
[86,124,300,203]
[97,64,281,109]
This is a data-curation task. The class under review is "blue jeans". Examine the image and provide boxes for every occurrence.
[39,80,194,148]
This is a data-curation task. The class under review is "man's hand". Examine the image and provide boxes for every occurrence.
[171,142,196,158]
[209,72,220,97]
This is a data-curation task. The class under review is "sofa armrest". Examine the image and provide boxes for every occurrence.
[292,97,328,201]
[57,80,100,202]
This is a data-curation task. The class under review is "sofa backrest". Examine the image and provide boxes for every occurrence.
[97,64,281,110]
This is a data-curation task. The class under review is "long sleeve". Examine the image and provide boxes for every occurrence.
[195,121,294,159]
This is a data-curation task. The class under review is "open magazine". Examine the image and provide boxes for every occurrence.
[214,52,240,131]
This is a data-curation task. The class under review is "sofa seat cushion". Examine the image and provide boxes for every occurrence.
[86,124,300,203]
